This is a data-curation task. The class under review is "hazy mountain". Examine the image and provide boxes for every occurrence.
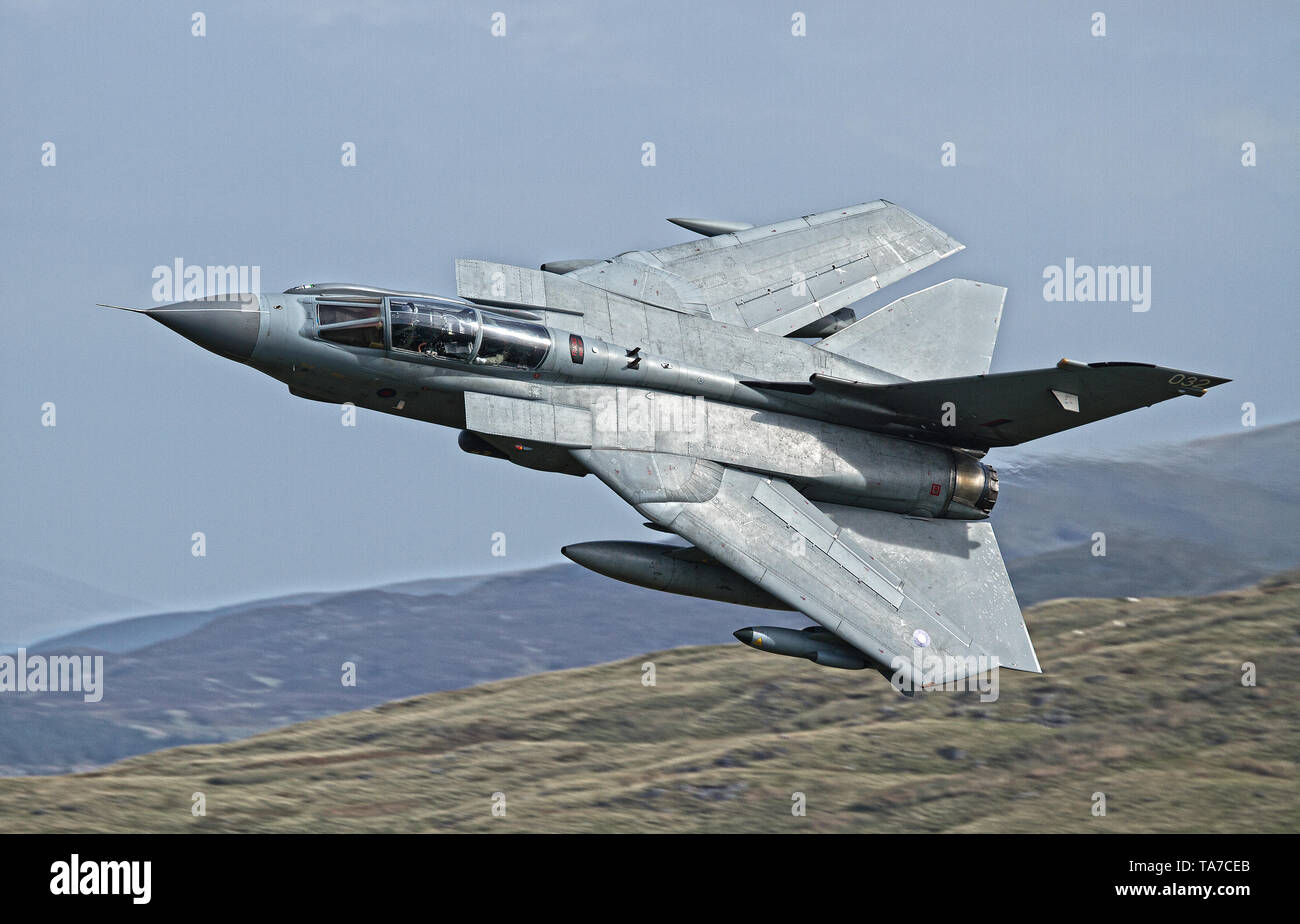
[2,421,1295,777]
[2,572,1295,832]
[994,420,1299,600]
[0,567,783,775]
[0,558,151,652]
[31,575,486,656]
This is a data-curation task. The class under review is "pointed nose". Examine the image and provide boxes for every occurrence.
[148,295,262,361]
[733,628,755,645]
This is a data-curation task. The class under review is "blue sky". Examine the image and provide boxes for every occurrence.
[2,1,1297,612]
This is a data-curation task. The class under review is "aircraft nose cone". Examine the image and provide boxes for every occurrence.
[147,295,261,361]
[733,628,754,645]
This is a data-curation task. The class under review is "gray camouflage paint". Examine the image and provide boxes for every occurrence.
[108,199,1227,692]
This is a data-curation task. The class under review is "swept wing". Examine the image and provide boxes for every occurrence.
[565,199,964,335]
[573,448,1038,690]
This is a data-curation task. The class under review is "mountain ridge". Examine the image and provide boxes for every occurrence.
[0,571,1294,832]
[3,420,1296,777]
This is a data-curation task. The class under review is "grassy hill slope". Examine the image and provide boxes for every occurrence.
[1,573,1296,833]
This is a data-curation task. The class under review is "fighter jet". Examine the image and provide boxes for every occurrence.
[105,199,1227,692]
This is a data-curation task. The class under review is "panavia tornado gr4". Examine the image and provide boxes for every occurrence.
[105,199,1228,692]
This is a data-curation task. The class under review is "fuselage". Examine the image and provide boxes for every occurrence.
[183,283,998,520]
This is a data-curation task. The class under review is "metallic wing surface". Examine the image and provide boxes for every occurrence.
[572,448,1037,690]
[564,199,964,336]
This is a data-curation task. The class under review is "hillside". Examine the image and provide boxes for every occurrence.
[3,420,1296,778]
[0,568,783,775]
[2,572,1296,833]
[996,420,1300,599]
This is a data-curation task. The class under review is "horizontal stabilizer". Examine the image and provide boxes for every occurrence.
[809,360,1230,448]
[816,278,1005,380]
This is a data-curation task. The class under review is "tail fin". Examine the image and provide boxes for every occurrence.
[816,278,1005,381]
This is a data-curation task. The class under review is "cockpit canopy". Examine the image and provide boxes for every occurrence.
[390,300,478,361]
[304,288,551,371]
[316,298,385,349]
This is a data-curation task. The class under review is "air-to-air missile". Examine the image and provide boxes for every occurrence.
[732,625,870,670]
[104,199,1228,691]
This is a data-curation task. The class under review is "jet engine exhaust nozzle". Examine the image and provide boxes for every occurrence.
[951,455,999,516]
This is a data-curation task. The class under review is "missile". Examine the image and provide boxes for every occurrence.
[561,540,791,611]
[733,625,869,670]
